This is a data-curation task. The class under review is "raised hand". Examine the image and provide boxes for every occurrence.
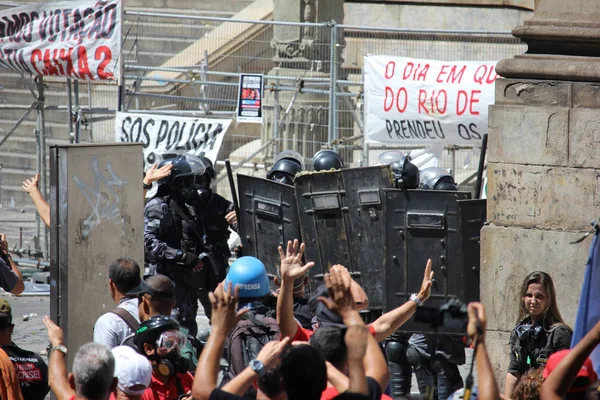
[209,282,247,335]
[144,162,173,185]
[256,337,291,369]
[278,239,315,283]
[22,173,40,194]
[417,259,434,303]
[318,266,357,320]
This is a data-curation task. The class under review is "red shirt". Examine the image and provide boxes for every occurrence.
[141,372,194,400]
[291,322,376,342]
[321,386,393,400]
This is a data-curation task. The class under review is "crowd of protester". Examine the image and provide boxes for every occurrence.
[0,238,599,399]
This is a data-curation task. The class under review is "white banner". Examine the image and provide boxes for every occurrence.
[364,55,498,144]
[115,112,232,170]
[0,0,122,81]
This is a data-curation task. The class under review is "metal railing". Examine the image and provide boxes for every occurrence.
[0,8,526,256]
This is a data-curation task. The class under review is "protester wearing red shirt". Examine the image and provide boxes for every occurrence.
[134,316,195,400]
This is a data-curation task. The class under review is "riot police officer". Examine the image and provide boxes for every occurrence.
[312,149,344,171]
[266,150,305,186]
[378,151,420,189]
[144,155,235,336]
[183,155,236,330]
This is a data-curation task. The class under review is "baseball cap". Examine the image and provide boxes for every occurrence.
[111,346,152,396]
[127,275,175,299]
[543,350,598,393]
[0,298,12,326]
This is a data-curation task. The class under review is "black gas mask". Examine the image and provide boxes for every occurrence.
[171,176,198,204]
[149,330,188,377]
[194,173,212,206]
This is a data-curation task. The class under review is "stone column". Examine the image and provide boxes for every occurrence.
[482,0,600,385]
[262,0,346,162]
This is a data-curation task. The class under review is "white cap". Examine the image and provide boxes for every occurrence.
[111,346,152,396]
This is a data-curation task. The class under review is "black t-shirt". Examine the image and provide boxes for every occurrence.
[2,344,50,400]
[209,388,246,400]
[508,322,573,376]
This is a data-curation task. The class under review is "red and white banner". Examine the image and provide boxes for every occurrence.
[364,55,498,144]
[0,0,122,81]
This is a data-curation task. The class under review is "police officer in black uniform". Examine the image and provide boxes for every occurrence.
[144,155,235,336]
[267,150,305,186]
[183,155,236,329]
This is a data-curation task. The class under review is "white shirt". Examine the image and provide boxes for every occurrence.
[93,297,139,349]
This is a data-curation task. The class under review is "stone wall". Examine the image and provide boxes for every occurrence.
[483,76,599,386]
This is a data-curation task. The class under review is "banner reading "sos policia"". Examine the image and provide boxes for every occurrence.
[0,0,122,81]
[115,112,232,171]
[364,55,498,144]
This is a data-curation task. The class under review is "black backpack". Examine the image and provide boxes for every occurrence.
[224,310,280,385]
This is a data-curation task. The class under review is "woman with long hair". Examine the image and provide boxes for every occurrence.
[504,271,573,398]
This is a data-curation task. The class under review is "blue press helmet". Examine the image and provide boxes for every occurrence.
[224,257,270,298]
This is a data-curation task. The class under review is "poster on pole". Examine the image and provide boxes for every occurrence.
[236,74,264,123]
[0,0,122,81]
[364,55,498,145]
[115,112,232,171]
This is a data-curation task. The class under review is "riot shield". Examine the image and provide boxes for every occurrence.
[383,189,476,335]
[237,174,301,281]
[458,199,486,304]
[295,166,392,311]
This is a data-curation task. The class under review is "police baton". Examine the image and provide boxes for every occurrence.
[225,159,240,226]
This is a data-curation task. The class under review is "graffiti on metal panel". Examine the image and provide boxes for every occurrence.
[73,159,128,239]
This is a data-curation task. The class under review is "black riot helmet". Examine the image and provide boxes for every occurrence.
[420,167,457,191]
[378,151,420,189]
[198,156,216,180]
[267,150,305,186]
[312,149,344,172]
[134,315,180,350]
[158,155,207,203]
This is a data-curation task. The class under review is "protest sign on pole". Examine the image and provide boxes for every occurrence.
[364,55,498,145]
[0,0,122,81]
[237,74,264,123]
[115,112,232,171]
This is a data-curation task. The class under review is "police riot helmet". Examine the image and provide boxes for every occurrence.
[158,154,206,185]
[378,151,420,189]
[134,315,180,350]
[224,256,270,298]
[198,156,216,180]
[312,149,344,171]
[420,167,457,191]
[267,150,304,185]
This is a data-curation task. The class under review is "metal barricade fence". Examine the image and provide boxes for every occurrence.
[0,7,527,258]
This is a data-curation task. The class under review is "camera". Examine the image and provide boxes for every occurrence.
[414,298,468,333]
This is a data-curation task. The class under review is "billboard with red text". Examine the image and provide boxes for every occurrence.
[364,55,498,144]
[0,0,122,81]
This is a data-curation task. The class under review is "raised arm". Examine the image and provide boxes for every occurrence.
[43,316,75,400]
[22,174,50,228]
[276,240,315,340]
[370,259,433,342]
[540,320,600,400]
[222,338,290,395]
[467,302,500,400]
[192,283,247,400]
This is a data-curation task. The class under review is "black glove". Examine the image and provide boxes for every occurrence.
[181,252,202,270]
